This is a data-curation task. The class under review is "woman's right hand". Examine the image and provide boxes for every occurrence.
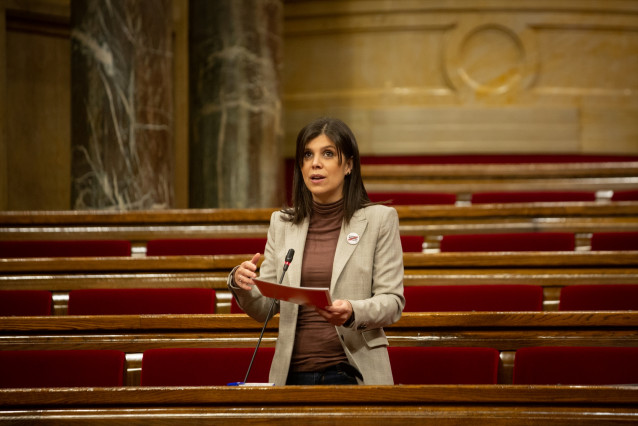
[234,253,261,291]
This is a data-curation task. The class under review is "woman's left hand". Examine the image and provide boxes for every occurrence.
[315,299,353,326]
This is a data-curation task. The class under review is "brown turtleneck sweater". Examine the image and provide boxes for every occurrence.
[289,199,349,373]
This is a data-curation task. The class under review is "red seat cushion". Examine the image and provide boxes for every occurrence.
[0,240,131,258]
[559,285,638,311]
[0,350,125,388]
[68,288,216,315]
[513,346,638,385]
[388,347,500,384]
[230,296,244,314]
[439,232,575,252]
[471,191,596,204]
[611,190,638,201]
[367,192,456,205]
[590,232,638,251]
[146,238,267,256]
[400,235,423,253]
[0,290,52,316]
[404,285,543,312]
[141,347,275,386]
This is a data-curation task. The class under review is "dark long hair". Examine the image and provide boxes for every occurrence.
[283,117,370,224]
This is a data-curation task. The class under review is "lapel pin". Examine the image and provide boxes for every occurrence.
[347,232,360,245]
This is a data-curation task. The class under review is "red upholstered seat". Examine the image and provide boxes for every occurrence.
[400,235,424,253]
[403,285,543,312]
[612,189,638,201]
[68,288,216,315]
[513,346,638,385]
[0,290,52,316]
[439,232,575,252]
[471,191,596,204]
[590,232,638,251]
[0,240,131,258]
[388,347,500,385]
[0,350,125,388]
[367,192,456,205]
[146,238,267,256]
[141,347,275,386]
[559,285,638,311]
[230,296,244,314]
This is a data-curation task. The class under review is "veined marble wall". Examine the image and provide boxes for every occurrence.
[71,0,174,210]
[189,0,283,208]
[282,0,638,156]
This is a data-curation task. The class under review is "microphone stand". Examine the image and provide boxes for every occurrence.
[243,298,277,383]
[243,250,293,384]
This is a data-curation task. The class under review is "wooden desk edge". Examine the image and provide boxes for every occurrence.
[1,385,637,407]
[1,251,637,273]
[1,312,637,331]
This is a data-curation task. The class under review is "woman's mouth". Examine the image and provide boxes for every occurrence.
[310,174,325,183]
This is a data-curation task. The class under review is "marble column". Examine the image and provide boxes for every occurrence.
[70,0,174,210]
[189,0,283,208]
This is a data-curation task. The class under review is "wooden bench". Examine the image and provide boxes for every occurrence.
[0,255,240,314]
[1,385,636,425]
[1,312,636,385]
[2,204,638,253]
[1,252,637,313]
[360,161,638,200]
[395,202,638,250]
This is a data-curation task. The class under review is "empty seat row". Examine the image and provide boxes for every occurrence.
[0,288,216,316]
[0,240,132,258]
[367,189,638,205]
[392,346,638,385]
[3,285,638,316]
[439,232,576,252]
[230,284,638,314]
[230,284,638,313]
[359,154,638,164]
[0,349,125,388]
[1,231,636,258]
[2,346,637,388]
[0,236,419,257]
[438,231,638,252]
[0,348,274,388]
[388,284,638,313]
[0,238,269,258]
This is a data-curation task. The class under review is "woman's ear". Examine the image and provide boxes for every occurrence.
[345,157,354,175]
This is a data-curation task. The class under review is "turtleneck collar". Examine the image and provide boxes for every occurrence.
[311,198,344,216]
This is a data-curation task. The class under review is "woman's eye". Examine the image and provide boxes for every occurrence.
[303,152,312,159]
[324,151,335,158]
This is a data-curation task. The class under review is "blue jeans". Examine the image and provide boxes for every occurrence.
[286,363,360,385]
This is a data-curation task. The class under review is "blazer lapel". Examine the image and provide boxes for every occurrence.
[284,217,309,288]
[330,209,368,291]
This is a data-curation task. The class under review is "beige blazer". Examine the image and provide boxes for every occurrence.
[228,204,405,385]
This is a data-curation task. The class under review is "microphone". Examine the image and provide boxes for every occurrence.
[240,249,295,384]
[280,248,295,280]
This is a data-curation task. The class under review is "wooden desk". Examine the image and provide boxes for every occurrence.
[2,203,637,245]
[1,252,637,312]
[361,161,638,196]
[1,385,636,425]
[1,312,636,385]
[396,203,638,248]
